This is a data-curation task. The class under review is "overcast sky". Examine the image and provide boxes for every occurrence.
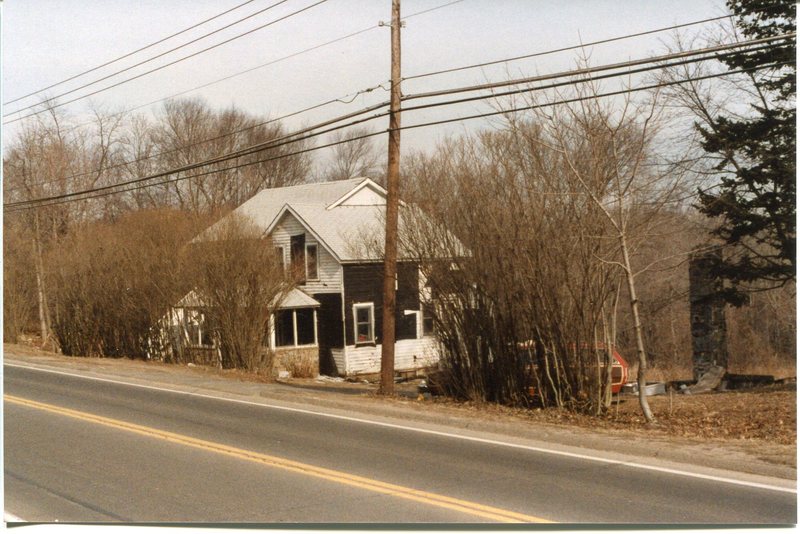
[2,0,730,163]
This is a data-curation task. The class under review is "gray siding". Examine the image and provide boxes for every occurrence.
[271,212,342,294]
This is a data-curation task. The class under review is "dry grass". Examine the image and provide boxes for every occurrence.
[420,383,796,446]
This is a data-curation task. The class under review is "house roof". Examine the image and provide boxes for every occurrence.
[174,288,320,310]
[196,178,396,262]
[276,288,321,309]
[194,177,463,262]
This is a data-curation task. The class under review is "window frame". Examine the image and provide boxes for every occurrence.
[305,243,319,281]
[422,302,435,337]
[353,302,375,346]
[185,308,214,348]
[272,307,318,349]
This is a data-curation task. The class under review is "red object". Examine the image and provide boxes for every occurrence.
[609,349,629,394]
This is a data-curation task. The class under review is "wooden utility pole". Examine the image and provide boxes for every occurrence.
[379,0,402,395]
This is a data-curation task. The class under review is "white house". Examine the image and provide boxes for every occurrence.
[171,177,441,377]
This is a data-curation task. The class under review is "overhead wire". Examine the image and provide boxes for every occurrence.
[6,0,470,192]
[7,36,788,208]
[6,42,790,211]
[402,13,739,81]
[5,81,391,194]
[4,0,462,125]
[4,58,776,212]
[3,0,293,117]
[402,33,795,101]
[18,0,464,133]
[400,42,792,113]
[3,0,260,106]
[3,0,329,125]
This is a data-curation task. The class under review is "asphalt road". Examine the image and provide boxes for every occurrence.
[4,363,797,524]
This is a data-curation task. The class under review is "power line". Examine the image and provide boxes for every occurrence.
[3,0,259,106]
[26,0,465,134]
[7,37,788,207]
[8,129,387,210]
[403,13,738,81]
[4,0,462,126]
[5,0,467,192]
[397,61,793,135]
[3,0,328,125]
[403,32,796,101]
[4,0,293,117]
[400,42,791,114]
[6,101,393,208]
[7,57,787,212]
[6,82,391,194]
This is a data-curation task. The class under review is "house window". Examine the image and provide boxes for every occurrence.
[290,234,305,283]
[275,310,295,347]
[274,246,284,270]
[354,303,375,344]
[186,309,214,347]
[306,244,318,281]
[422,302,435,336]
[274,308,317,347]
[296,308,315,345]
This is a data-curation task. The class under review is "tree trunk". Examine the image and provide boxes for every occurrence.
[32,212,51,347]
[620,233,655,423]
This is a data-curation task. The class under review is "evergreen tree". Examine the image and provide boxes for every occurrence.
[696,0,796,304]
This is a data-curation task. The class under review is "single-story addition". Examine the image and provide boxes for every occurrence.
[172,177,440,377]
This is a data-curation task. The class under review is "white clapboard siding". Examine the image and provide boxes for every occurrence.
[330,348,346,376]
[271,211,342,294]
[344,337,439,375]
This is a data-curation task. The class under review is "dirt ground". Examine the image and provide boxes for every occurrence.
[301,377,797,444]
[5,342,796,469]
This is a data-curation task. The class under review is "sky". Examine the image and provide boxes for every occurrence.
[2,0,731,166]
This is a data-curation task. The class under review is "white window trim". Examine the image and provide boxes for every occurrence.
[185,309,213,348]
[272,308,319,349]
[353,302,375,345]
[305,243,319,281]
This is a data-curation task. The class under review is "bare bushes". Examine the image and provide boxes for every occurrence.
[3,219,37,342]
[404,122,620,412]
[184,215,292,373]
[47,210,202,358]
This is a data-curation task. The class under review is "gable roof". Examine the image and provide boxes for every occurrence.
[196,178,400,262]
[175,288,320,310]
[193,177,463,263]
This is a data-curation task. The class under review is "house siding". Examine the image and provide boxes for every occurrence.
[312,292,344,376]
[331,348,346,375]
[271,212,341,294]
[345,338,439,375]
[341,262,438,375]
[342,262,419,346]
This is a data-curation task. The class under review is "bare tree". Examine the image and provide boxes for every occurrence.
[321,126,381,181]
[184,214,293,373]
[402,123,619,413]
[149,98,312,214]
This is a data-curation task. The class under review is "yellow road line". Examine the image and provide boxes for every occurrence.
[5,394,553,523]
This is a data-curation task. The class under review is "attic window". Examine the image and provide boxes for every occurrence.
[290,234,305,283]
[306,244,318,281]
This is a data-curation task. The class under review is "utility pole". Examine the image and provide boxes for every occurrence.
[379,0,402,395]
